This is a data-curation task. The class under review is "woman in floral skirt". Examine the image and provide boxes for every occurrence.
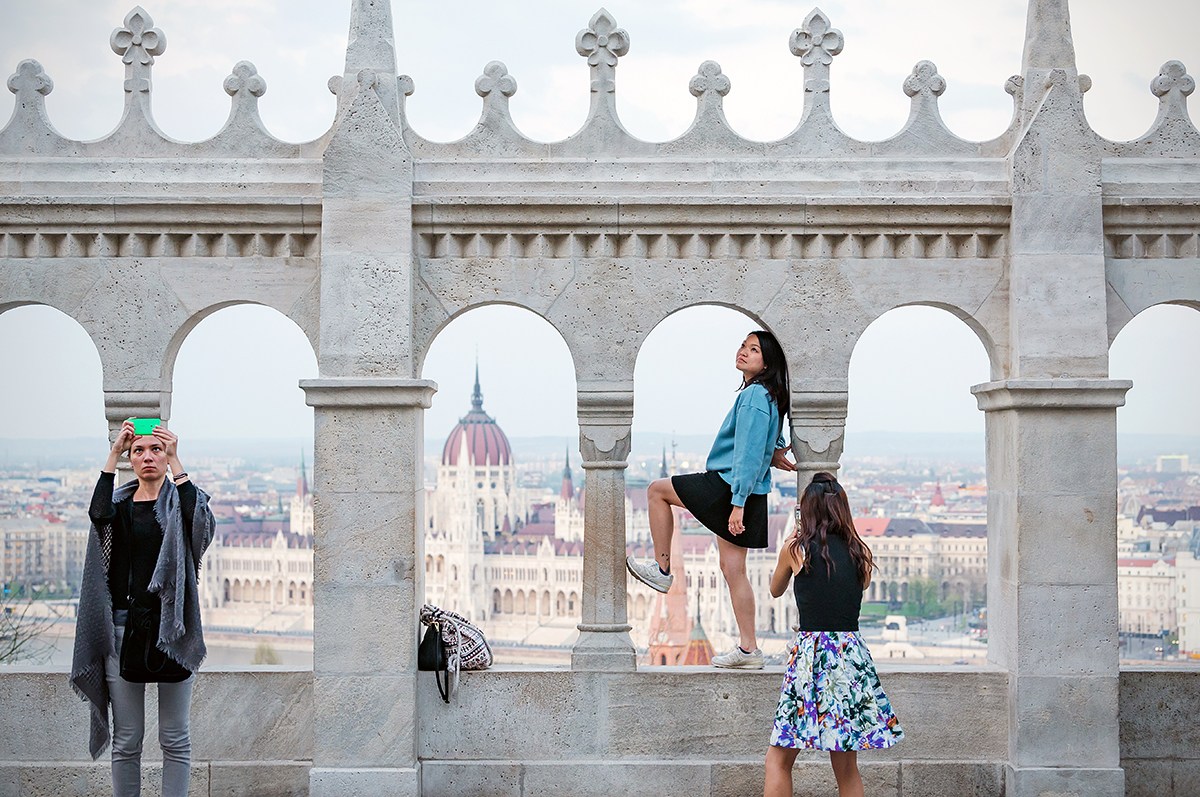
[764,471,903,797]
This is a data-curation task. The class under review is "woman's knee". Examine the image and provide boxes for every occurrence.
[719,549,748,579]
[648,478,673,502]
[158,727,191,761]
[829,750,858,777]
[765,744,798,772]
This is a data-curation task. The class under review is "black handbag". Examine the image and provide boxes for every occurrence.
[119,563,191,683]
[417,622,451,703]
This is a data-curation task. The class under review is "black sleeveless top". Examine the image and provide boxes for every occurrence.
[793,532,863,631]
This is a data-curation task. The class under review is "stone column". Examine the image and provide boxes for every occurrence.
[305,13,419,789]
[789,385,849,488]
[300,378,435,797]
[102,389,170,483]
[973,379,1130,797]
[571,384,636,671]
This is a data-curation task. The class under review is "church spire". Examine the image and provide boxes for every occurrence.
[561,447,574,501]
[660,446,669,478]
[471,360,484,411]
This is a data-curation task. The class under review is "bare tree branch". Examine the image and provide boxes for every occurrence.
[0,601,54,664]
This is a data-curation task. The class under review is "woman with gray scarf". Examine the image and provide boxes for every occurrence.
[70,420,214,797]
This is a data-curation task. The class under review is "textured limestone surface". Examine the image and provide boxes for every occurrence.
[2,0,1199,794]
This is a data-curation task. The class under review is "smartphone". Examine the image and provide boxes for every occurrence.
[129,417,163,436]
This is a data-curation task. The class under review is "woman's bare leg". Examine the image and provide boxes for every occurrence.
[830,751,863,797]
[647,477,683,573]
[763,745,799,797]
[717,536,757,650]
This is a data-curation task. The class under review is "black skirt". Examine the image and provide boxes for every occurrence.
[672,471,769,549]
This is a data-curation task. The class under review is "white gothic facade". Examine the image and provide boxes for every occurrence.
[2,1,1199,795]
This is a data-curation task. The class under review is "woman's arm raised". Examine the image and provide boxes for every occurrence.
[769,538,804,598]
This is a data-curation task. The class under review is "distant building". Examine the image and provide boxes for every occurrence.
[0,518,87,595]
[1156,454,1190,473]
[199,456,315,612]
[859,517,987,608]
[1117,557,1177,636]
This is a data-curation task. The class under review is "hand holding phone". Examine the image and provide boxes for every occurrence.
[129,417,162,436]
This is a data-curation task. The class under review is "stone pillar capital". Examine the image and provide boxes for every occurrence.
[971,378,1132,412]
[789,389,849,476]
[103,390,172,423]
[300,377,437,409]
[576,383,633,462]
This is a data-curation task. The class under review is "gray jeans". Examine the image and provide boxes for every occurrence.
[105,617,194,797]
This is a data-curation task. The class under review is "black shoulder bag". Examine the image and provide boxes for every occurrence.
[417,621,452,703]
[119,563,191,683]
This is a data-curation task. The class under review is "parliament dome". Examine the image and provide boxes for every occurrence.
[441,367,513,467]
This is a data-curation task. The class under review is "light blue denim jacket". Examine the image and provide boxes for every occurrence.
[704,383,786,506]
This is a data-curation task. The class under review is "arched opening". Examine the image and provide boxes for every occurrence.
[847,305,990,663]
[420,304,578,663]
[1111,304,1200,665]
[633,304,771,662]
[169,303,316,664]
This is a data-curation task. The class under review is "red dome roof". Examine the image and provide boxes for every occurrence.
[441,369,513,467]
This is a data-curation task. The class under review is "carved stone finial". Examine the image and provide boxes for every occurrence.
[903,60,946,98]
[1151,60,1195,99]
[1139,60,1198,148]
[789,7,842,114]
[576,9,630,68]
[1005,75,1024,97]
[475,61,517,99]
[223,61,265,98]
[7,60,53,97]
[689,60,730,98]
[576,8,629,96]
[110,6,165,94]
[789,8,843,67]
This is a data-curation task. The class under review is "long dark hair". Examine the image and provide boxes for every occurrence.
[741,329,790,434]
[786,471,875,588]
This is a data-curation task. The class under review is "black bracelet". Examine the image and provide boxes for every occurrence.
[173,472,189,481]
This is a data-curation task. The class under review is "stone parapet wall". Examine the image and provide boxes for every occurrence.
[0,667,1192,796]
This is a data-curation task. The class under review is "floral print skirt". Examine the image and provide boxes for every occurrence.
[770,631,904,751]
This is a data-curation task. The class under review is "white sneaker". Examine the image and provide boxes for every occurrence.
[712,646,764,669]
[625,556,673,594]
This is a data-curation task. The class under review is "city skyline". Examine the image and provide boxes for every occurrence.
[1,0,1198,443]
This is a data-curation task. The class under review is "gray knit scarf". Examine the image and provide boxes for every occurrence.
[69,477,215,760]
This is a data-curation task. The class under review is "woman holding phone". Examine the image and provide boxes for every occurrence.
[626,329,793,668]
[70,420,214,797]
[764,472,903,797]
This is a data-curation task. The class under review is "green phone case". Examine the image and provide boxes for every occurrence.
[130,418,162,435]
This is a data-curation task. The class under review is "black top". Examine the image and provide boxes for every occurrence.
[793,532,863,631]
[89,471,197,611]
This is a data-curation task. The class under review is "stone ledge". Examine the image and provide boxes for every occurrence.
[972,379,1133,411]
[300,379,437,409]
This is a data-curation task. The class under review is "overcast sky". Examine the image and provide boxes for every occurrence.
[1,0,1198,446]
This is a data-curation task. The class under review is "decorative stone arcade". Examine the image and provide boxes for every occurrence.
[1,1,1198,796]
